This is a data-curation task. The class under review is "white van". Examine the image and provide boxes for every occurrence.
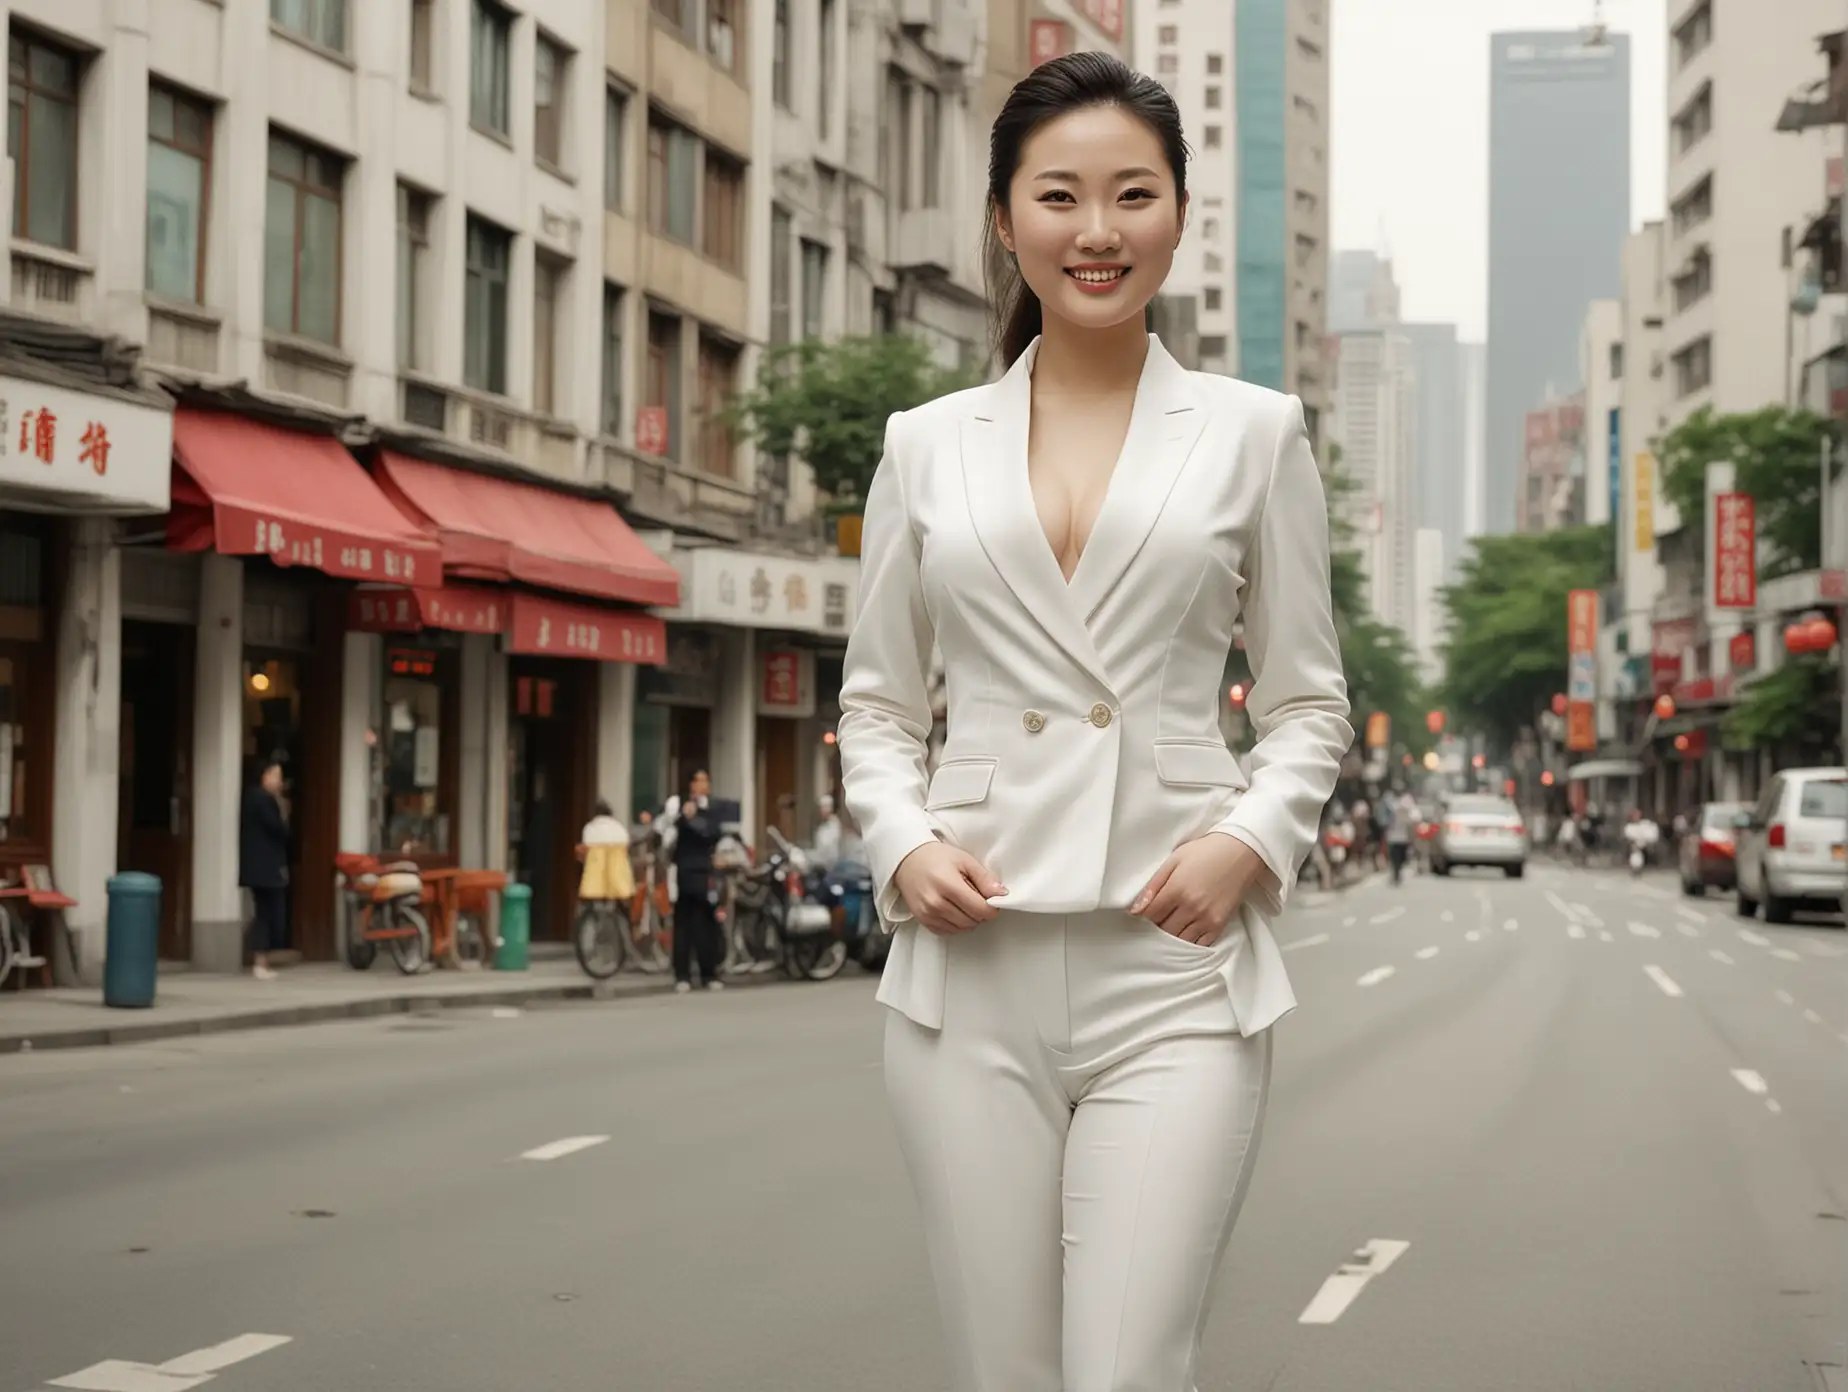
[1735,767,1847,924]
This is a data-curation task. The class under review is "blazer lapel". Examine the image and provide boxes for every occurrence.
[960,342,1118,697]
[1066,336,1210,622]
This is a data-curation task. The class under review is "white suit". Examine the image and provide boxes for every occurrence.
[838,337,1352,1391]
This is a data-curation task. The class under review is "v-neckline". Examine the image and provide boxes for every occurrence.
[1025,374,1147,590]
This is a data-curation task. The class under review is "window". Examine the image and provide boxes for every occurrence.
[533,255,565,415]
[604,86,627,210]
[647,113,698,243]
[397,185,433,370]
[773,0,791,107]
[1672,247,1712,312]
[1609,342,1624,380]
[1672,335,1712,398]
[1296,35,1323,59]
[651,0,687,30]
[463,216,511,393]
[271,0,346,51]
[1204,287,1222,312]
[709,0,742,77]
[535,36,568,168]
[377,649,453,858]
[9,32,80,250]
[800,238,828,340]
[264,131,344,343]
[920,87,942,209]
[645,310,683,458]
[409,0,435,90]
[1673,83,1712,155]
[769,206,793,346]
[1206,53,1223,74]
[1671,173,1713,237]
[1205,86,1221,109]
[1204,125,1222,149]
[1202,216,1220,240]
[695,335,739,477]
[1674,1,1712,68]
[819,0,837,136]
[147,84,213,303]
[470,0,512,136]
[885,69,913,208]
[702,150,745,270]
[1158,25,1177,44]
[601,285,625,437]
[1157,53,1177,75]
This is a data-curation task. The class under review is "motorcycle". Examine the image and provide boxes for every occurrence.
[1628,845,1646,876]
[815,858,887,973]
[724,826,848,981]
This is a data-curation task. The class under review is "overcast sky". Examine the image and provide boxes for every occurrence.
[1330,0,1668,342]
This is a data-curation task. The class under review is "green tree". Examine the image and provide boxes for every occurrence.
[1723,654,1840,754]
[1656,405,1840,577]
[1439,523,1614,754]
[724,335,979,504]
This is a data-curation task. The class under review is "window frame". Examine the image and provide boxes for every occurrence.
[534,32,570,170]
[146,81,215,304]
[463,214,512,395]
[645,308,683,460]
[469,0,513,138]
[532,253,565,416]
[604,82,629,211]
[397,184,433,371]
[265,129,346,344]
[409,0,436,91]
[601,283,626,438]
[695,334,740,479]
[9,30,82,252]
[701,148,746,272]
[269,0,348,53]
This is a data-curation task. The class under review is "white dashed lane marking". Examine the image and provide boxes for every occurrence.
[519,1135,611,1162]
[1709,949,1735,966]
[46,1334,293,1392]
[1369,906,1406,925]
[1729,1068,1782,1113]
[1627,921,1662,940]
[1771,948,1802,962]
[1298,1239,1412,1325]
[1282,933,1330,953]
[1415,946,1440,960]
[1503,919,1519,932]
[1566,923,1586,939]
[1357,966,1397,988]
[1598,930,1615,942]
[1739,929,1772,948]
[1643,965,1684,999]
[1464,930,1482,943]
[1676,922,1701,938]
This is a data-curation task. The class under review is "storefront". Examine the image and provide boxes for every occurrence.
[0,358,173,981]
[650,545,859,850]
[164,404,441,967]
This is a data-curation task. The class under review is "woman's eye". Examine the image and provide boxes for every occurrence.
[1038,190,1074,204]
[1121,188,1157,202]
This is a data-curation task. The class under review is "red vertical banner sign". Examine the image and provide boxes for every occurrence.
[1713,492,1756,608]
[1028,19,1069,67]
[1565,588,1598,752]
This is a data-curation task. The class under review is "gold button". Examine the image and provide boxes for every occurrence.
[1022,710,1046,733]
[1088,702,1113,728]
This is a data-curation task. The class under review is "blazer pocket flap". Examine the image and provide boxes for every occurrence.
[1154,740,1248,789]
[925,758,998,810]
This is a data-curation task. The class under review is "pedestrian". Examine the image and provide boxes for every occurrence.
[669,769,725,994]
[239,758,291,981]
[837,53,1351,1392]
[1385,785,1418,885]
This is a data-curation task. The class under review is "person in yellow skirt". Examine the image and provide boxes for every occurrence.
[578,800,635,903]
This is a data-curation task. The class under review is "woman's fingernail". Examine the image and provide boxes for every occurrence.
[1130,896,1147,914]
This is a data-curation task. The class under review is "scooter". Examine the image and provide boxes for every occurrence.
[1628,845,1646,876]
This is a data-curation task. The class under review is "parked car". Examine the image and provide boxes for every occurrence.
[1679,800,1751,897]
[1734,768,1847,924]
[1430,794,1528,878]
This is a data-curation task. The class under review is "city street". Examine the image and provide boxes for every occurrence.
[2,865,1845,1392]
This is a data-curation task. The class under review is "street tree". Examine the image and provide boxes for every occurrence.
[1439,523,1614,754]
[1656,405,1840,576]
[724,335,980,504]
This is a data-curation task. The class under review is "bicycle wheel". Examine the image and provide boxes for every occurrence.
[574,901,626,980]
[388,903,431,975]
[628,894,671,974]
[786,936,848,981]
[0,902,17,990]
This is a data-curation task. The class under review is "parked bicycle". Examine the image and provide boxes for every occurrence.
[334,853,432,975]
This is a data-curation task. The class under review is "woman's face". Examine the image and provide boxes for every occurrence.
[994,104,1184,338]
[689,770,710,801]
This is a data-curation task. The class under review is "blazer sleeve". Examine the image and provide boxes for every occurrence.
[836,411,940,925]
[1213,397,1354,915]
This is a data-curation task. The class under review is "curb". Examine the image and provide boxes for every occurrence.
[0,974,673,1056]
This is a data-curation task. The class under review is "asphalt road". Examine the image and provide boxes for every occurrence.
[2,862,1845,1392]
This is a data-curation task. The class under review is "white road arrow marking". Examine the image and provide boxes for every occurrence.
[1298,1239,1411,1325]
[1282,933,1330,952]
[1709,949,1735,966]
[1627,921,1662,939]
[1357,966,1397,987]
[1415,946,1440,960]
[1643,965,1684,998]
[1571,902,1604,927]
[49,1335,292,1392]
[520,1135,611,1161]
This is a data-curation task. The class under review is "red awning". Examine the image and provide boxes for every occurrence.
[374,452,680,608]
[168,411,441,583]
[348,584,508,635]
[507,592,665,664]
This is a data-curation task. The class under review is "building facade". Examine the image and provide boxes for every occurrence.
[1577,298,1623,529]
[1485,29,1630,536]
[1330,329,1416,634]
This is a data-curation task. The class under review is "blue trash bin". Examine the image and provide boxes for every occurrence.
[104,872,162,1009]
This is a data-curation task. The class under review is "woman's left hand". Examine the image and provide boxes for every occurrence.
[1131,833,1273,946]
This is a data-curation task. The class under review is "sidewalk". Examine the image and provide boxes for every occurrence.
[0,952,678,1055]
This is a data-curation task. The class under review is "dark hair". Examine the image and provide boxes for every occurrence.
[592,799,614,819]
[685,768,709,797]
[984,52,1189,367]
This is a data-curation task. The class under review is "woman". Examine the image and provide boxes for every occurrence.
[669,769,726,994]
[239,759,291,981]
[837,54,1351,1391]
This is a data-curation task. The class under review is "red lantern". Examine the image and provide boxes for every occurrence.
[1551,693,1568,717]
[1805,617,1838,651]
[1674,733,1690,753]
[1785,623,1813,655]
[1654,694,1677,721]
[1426,709,1446,734]
[1541,770,1555,787]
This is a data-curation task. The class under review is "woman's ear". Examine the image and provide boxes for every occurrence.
[993,199,1016,256]
[1175,190,1190,250]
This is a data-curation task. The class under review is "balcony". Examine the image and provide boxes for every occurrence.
[144,298,223,376]
[890,206,955,275]
[263,334,352,410]
[10,243,93,326]
[396,375,580,482]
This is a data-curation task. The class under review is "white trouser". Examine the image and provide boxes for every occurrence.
[884,908,1273,1392]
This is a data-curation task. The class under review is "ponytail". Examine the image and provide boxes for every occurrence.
[982,213,1042,368]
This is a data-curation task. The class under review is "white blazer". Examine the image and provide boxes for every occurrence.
[838,335,1353,1037]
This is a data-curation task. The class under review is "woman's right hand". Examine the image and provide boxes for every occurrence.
[893,842,1006,936]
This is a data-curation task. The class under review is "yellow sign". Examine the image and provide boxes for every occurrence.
[1632,451,1654,552]
[1364,711,1390,748]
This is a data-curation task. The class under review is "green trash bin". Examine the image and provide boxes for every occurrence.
[497,882,531,972]
[104,872,162,1009]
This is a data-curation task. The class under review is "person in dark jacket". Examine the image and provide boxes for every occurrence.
[671,768,726,994]
[240,759,291,979]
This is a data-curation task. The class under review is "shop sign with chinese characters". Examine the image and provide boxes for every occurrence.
[0,373,172,512]
[1712,492,1755,608]
[1565,588,1598,752]
[758,647,817,719]
[663,547,859,638]
[508,593,667,664]
[348,586,505,635]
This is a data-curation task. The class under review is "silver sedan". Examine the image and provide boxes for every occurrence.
[1430,794,1529,878]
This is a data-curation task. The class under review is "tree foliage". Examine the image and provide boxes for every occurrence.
[724,335,980,503]
[1657,405,1839,577]
[1722,654,1839,753]
[1439,523,1614,754]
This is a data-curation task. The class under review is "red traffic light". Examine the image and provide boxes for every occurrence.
[1425,710,1445,734]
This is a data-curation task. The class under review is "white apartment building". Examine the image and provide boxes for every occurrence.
[1331,329,1416,634]
[1662,0,1842,428]
[1460,339,1487,539]
[1411,526,1446,684]
[1578,298,1623,528]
